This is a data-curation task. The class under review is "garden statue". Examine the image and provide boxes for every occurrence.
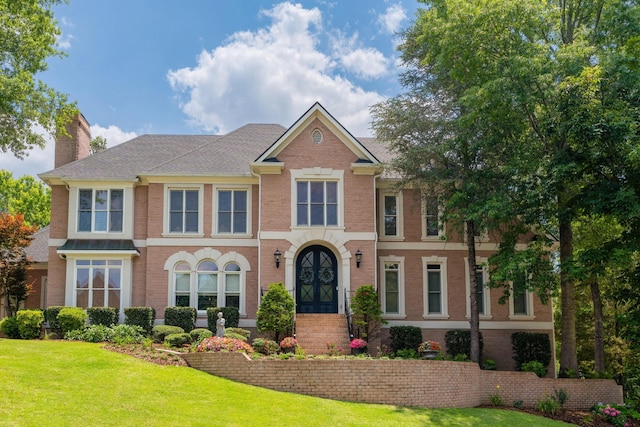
[216,311,225,337]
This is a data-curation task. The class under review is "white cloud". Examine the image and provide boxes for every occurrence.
[378,4,407,34]
[167,1,384,136]
[55,33,74,50]
[90,124,137,148]
[340,47,389,80]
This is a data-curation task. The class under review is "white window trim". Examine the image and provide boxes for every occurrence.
[464,257,492,319]
[422,256,449,319]
[164,249,249,316]
[421,193,445,240]
[379,191,404,240]
[290,168,344,229]
[211,185,253,237]
[67,184,134,239]
[163,184,204,237]
[509,283,536,320]
[379,255,405,319]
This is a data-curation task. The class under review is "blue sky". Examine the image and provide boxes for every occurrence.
[1,1,421,177]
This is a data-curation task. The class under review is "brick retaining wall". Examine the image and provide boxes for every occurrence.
[182,353,622,410]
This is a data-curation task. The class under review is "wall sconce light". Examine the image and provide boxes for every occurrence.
[274,249,281,268]
[355,249,362,268]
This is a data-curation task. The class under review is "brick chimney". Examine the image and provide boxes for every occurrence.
[55,113,91,168]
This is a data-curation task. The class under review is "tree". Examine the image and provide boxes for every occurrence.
[350,285,385,342]
[90,136,107,155]
[256,282,294,343]
[0,0,77,158]
[377,0,640,376]
[0,170,51,228]
[0,213,37,317]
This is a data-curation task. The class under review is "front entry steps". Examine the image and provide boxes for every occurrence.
[295,313,351,355]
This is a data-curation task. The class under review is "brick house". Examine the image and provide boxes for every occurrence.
[38,103,554,370]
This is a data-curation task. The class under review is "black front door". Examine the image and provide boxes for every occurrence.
[296,245,338,313]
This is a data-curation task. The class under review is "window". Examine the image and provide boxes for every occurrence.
[465,258,491,318]
[379,256,405,317]
[197,261,218,310]
[169,189,199,233]
[509,272,534,318]
[422,195,443,239]
[380,192,403,239]
[217,190,247,234]
[224,263,241,309]
[297,181,338,226]
[422,256,448,318]
[78,189,123,232]
[75,260,122,309]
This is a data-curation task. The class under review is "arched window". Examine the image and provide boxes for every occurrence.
[174,262,191,307]
[197,261,218,310]
[224,263,241,309]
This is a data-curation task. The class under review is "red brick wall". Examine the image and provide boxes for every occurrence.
[183,352,622,410]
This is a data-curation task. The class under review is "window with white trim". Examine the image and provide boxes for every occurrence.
[169,189,199,233]
[465,258,491,318]
[296,181,338,226]
[380,191,403,238]
[78,189,123,232]
[217,190,247,234]
[75,260,121,309]
[422,195,444,239]
[380,256,405,317]
[224,263,241,309]
[172,259,243,312]
[509,272,535,318]
[422,256,449,318]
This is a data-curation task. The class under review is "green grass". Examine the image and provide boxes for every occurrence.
[0,339,570,426]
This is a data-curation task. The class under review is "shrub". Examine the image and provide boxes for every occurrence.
[164,332,191,348]
[511,332,551,371]
[66,324,113,342]
[57,307,87,334]
[111,324,145,344]
[522,360,548,378]
[0,316,21,339]
[256,282,294,342]
[44,306,66,334]
[445,329,484,359]
[124,307,156,334]
[224,331,248,342]
[389,326,423,353]
[86,307,119,326]
[206,306,240,330]
[351,285,385,341]
[225,327,250,340]
[482,359,497,370]
[164,306,196,332]
[151,325,184,343]
[196,336,254,354]
[16,310,44,339]
[537,394,561,415]
[395,348,420,359]
[252,338,279,355]
[190,328,213,343]
[279,336,297,350]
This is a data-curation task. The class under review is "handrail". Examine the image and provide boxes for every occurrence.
[344,288,354,342]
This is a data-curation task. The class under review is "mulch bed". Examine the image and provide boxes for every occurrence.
[103,344,637,426]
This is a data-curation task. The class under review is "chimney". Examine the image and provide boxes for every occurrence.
[55,113,91,168]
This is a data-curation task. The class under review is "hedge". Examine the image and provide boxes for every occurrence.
[511,332,551,371]
[16,310,44,339]
[164,306,196,332]
[87,307,119,326]
[207,306,239,331]
[58,307,88,335]
[124,307,156,334]
[389,326,423,353]
[445,330,484,360]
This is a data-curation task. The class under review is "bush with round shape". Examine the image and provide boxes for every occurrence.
[164,332,191,348]
[16,310,44,339]
[223,331,247,342]
[0,316,21,339]
[225,327,250,340]
[189,328,213,342]
[57,307,87,335]
[151,325,184,343]
[522,360,548,378]
[111,324,145,344]
[251,338,279,355]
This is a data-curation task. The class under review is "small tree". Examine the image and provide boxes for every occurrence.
[350,285,385,342]
[256,282,294,343]
[0,213,36,317]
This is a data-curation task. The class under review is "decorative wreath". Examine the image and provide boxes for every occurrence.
[319,267,334,284]
[299,268,314,283]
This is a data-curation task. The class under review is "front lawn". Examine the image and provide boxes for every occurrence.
[0,339,570,426]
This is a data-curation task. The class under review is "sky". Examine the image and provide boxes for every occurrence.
[1,0,422,178]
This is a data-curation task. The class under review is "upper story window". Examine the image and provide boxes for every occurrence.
[380,191,403,239]
[217,189,247,234]
[422,195,444,239]
[509,272,535,319]
[168,188,199,233]
[78,189,123,232]
[296,181,338,226]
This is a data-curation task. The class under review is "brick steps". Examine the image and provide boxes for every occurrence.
[295,313,351,355]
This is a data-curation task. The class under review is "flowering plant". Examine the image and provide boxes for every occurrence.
[594,403,628,427]
[350,338,367,349]
[279,336,297,349]
[418,340,441,352]
[196,336,254,354]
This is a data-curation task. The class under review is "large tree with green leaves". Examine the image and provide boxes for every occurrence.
[374,0,640,376]
[0,0,76,158]
[0,170,51,228]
